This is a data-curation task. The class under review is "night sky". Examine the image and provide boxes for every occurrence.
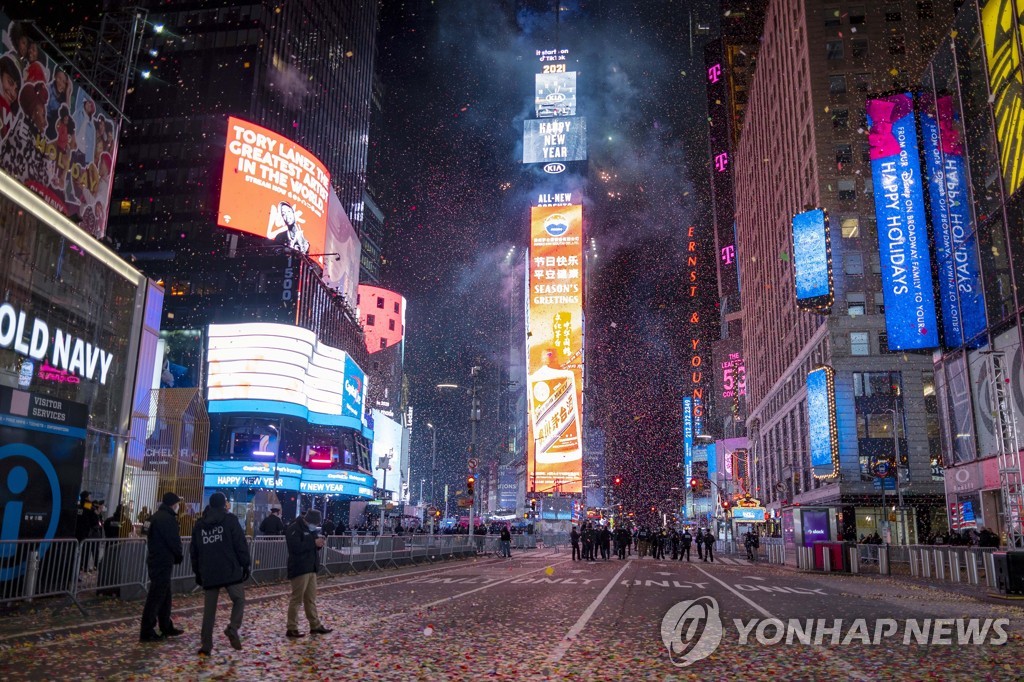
[373,0,718,515]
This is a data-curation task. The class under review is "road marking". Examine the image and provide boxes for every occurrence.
[548,559,633,664]
[694,566,870,681]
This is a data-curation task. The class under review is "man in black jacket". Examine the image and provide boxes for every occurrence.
[192,492,250,655]
[140,492,184,642]
[285,509,332,638]
[259,507,286,535]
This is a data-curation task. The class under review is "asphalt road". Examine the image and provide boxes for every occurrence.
[0,548,1021,680]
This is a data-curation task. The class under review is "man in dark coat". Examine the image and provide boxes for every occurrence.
[679,529,693,562]
[140,492,184,642]
[76,491,102,571]
[616,527,629,559]
[192,492,250,655]
[259,507,286,535]
[599,526,612,560]
[285,509,332,638]
[570,526,581,561]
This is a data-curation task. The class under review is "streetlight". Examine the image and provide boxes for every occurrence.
[427,422,438,509]
[880,403,907,545]
[419,478,427,506]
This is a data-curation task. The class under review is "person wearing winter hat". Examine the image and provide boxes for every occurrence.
[284,508,332,637]
[192,492,250,655]
[140,492,184,642]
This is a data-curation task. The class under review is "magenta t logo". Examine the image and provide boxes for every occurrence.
[707,64,722,83]
[714,152,729,172]
[721,245,735,265]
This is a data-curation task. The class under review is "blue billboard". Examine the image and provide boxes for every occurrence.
[203,460,302,491]
[791,208,833,310]
[342,354,366,422]
[806,366,838,479]
[682,397,693,480]
[867,93,939,350]
[300,468,374,498]
[919,94,987,349]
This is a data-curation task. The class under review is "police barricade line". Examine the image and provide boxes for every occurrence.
[75,538,149,602]
[0,539,84,613]
[249,537,290,585]
[322,536,357,575]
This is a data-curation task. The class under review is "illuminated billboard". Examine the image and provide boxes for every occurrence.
[982,0,1024,197]
[358,285,406,354]
[206,322,368,433]
[323,189,361,306]
[523,117,587,164]
[866,93,939,350]
[682,397,693,481]
[807,366,839,479]
[0,14,119,238]
[217,117,330,257]
[791,208,833,311]
[535,72,577,118]
[201,460,373,498]
[528,204,583,494]
[919,94,987,348]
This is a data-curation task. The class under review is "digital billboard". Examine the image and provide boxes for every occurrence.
[523,117,587,164]
[217,117,330,257]
[370,410,404,497]
[202,460,303,491]
[682,397,693,481]
[323,189,361,306]
[807,366,839,479]
[528,204,583,494]
[535,72,577,118]
[791,208,833,311]
[498,464,518,510]
[0,14,119,239]
[867,93,939,350]
[982,0,1024,198]
[206,322,368,433]
[919,94,987,349]
[300,467,374,498]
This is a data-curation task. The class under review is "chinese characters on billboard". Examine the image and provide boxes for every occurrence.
[0,15,118,238]
[807,365,839,479]
[528,205,583,494]
[791,208,834,311]
[218,117,330,257]
[866,93,939,351]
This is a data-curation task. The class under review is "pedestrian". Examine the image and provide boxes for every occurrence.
[285,509,332,638]
[500,525,512,558]
[637,526,649,558]
[322,516,336,536]
[192,492,250,656]
[599,525,611,560]
[76,491,102,571]
[670,529,679,560]
[680,529,692,562]
[260,507,286,536]
[654,529,666,560]
[570,526,581,561]
[616,527,629,559]
[704,531,716,562]
[695,529,705,561]
[139,492,185,642]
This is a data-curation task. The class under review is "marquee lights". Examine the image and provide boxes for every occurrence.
[686,224,708,432]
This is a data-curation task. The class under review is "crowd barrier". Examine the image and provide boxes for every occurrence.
[0,533,488,614]
[794,543,1000,588]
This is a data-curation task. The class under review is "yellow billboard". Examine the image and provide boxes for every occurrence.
[528,205,584,494]
[982,0,1024,197]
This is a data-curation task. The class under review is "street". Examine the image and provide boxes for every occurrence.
[0,549,1020,681]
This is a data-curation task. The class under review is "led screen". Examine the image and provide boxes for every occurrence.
[202,460,303,491]
[801,509,831,546]
[527,205,584,494]
[682,397,693,481]
[806,366,838,479]
[535,72,577,118]
[523,117,587,164]
[982,0,1024,197]
[217,117,330,257]
[866,93,939,350]
[791,208,833,309]
[919,94,987,349]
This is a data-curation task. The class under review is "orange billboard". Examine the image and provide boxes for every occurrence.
[217,117,330,257]
[528,205,584,494]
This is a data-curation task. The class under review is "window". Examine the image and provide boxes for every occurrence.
[888,36,906,55]
[853,73,872,93]
[916,0,933,19]
[845,252,864,275]
[388,318,396,331]
[838,178,857,200]
[826,40,844,60]
[376,297,385,309]
[847,293,866,316]
[379,338,387,350]
[860,143,872,162]
[878,332,898,354]
[885,6,902,21]
[829,74,847,94]
[366,314,375,326]
[841,216,860,238]
[851,39,869,58]
[858,413,904,439]
[832,109,849,129]
[849,6,866,24]
[850,332,870,355]
[824,8,841,26]
[394,302,400,313]
[835,144,853,164]
[853,372,902,397]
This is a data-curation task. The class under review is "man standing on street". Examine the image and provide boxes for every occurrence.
[695,528,705,561]
[570,526,581,561]
[704,531,716,563]
[680,528,692,562]
[140,492,184,642]
[259,507,286,536]
[285,509,332,638]
[192,492,250,656]
[499,525,512,558]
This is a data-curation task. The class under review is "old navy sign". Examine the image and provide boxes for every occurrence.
[867,93,939,350]
[0,305,114,384]
[919,95,987,349]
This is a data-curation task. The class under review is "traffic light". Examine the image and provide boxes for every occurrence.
[466,474,476,496]
[613,475,622,486]
[689,477,700,492]
[721,499,731,512]
[523,513,530,519]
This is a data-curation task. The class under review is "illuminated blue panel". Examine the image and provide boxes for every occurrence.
[682,397,693,481]
[342,355,366,422]
[299,468,375,498]
[202,460,302,491]
[523,117,587,164]
[792,208,832,308]
[867,93,939,350]
[733,507,767,522]
[807,366,837,478]
[919,94,987,349]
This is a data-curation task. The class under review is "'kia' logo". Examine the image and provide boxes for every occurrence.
[544,163,566,174]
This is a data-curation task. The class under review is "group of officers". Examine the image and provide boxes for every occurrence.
[570,524,718,562]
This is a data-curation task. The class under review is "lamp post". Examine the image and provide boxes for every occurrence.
[427,422,437,507]
[377,451,392,536]
[419,478,426,506]
[882,403,906,544]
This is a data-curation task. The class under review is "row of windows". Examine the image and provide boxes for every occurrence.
[824,2,933,27]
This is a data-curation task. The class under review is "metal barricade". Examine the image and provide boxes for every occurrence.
[949,548,962,583]
[933,548,946,581]
[0,539,83,612]
[966,548,980,585]
[849,546,860,574]
[250,536,290,584]
[322,535,358,574]
[75,538,149,601]
[983,551,997,589]
[878,545,890,575]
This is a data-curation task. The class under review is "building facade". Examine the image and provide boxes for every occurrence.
[735,0,957,543]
